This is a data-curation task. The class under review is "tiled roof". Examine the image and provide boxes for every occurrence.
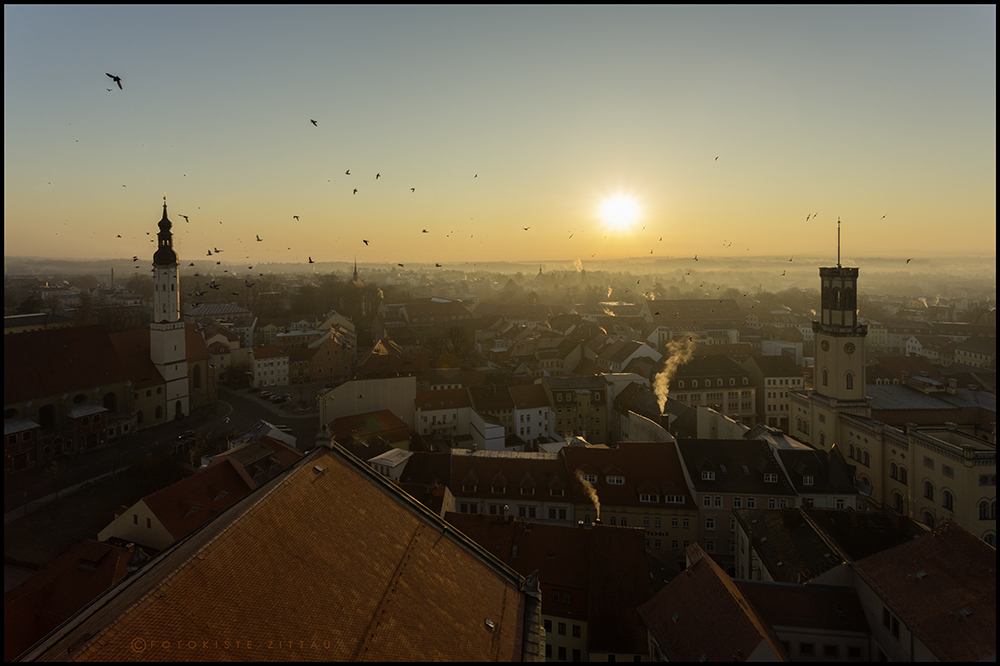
[638,544,786,662]
[28,446,531,661]
[397,451,452,486]
[748,354,802,377]
[108,328,164,389]
[738,581,869,634]
[469,385,516,412]
[851,522,996,662]
[3,540,133,661]
[4,418,40,436]
[5,324,131,403]
[451,451,565,502]
[142,457,256,540]
[561,441,694,509]
[673,354,752,380]
[676,439,797,496]
[733,508,846,584]
[872,355,942,380]
[67,404,108,419]
[252,345,289,359]
[866,383,996,412]
[508,383,550,410]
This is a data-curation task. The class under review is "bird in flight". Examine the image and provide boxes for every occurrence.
[256,235,262,241]
[106,73,122,89]
[411,188,415,192]
[309,257,314,264]
[435,263,442,267]
[353,188,358,195]
[293,215,299,220]
[207,250,213,256]
[345,169,351,175]
[310,119,317,126]
[523,227,530,231]
[179,214,190,222]
[906,258,913,264]
[398,263,404,268]
[694,255,698,261]
[789,258,793,262]
[376,173,381,180]
[363,239,369,246]
[715,156,718,161]
[189,263,195,266]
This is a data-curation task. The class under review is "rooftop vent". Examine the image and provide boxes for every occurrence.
[672,613,680,623]
[313,465,326,474]
[916,570,928,578]
[484,618,496,631]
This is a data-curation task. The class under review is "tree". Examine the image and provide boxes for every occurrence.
[446,324,474,362]
[15,295,44,314]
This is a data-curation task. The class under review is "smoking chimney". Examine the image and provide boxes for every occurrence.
[654,335,697,415]
[575,469,600,522]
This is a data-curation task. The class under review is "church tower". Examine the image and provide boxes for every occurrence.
[150,198,189,419]
[809,222,870,449]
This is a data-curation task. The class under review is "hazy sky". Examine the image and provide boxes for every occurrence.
[4,5,996,268]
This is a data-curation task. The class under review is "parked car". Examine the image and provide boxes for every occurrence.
[248,387,260,393]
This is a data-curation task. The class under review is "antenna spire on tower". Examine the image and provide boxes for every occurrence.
[837,217,841,268]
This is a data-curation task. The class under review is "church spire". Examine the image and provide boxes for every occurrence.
[153,196,177,266]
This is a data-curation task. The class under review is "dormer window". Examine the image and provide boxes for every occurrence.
[521,487,535,496]
[550,488,564,498]
[462,484,476,493]
[702,471,715,481]
[678,380,684,389]
[213,491,229,501]
[582,473,597,484]
[640,493,659,503]
[764,473,778,483]
[607,475,625,486]
[492,485,505,494]
[802,475,814,486]
[184,506,202,517]
[692,380,698,388]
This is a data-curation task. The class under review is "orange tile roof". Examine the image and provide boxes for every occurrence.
[31,446,530,661]
[850,521,996,661]
[5,324,132,403]
[142,457,256,540]
[3,540,132,661]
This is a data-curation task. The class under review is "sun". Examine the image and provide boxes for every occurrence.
[599,194,641,231]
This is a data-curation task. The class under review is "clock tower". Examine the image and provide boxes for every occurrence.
[807,224,871,450]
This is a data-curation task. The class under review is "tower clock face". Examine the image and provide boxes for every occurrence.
[844,342,856,354]
[821,340,830,351]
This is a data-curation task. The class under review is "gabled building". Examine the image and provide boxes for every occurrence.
[562,441,698,568]
[414,388,472,442]
[541,376,609,444]
[668,355,757,426]
[738,355,804,431]
[97,457,256,551]
[638,544,788,662]
[23,442,544,661]
[451,449,574,523]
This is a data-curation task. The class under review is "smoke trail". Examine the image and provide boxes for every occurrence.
[574,469,600,521]
[606,285,613,298]
[573,258,583,272]
[653,335,697,415]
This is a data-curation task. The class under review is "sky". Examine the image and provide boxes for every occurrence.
[4,5,996,269]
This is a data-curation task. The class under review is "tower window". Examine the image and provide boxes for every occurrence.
[822,369,828,386]
[846,372,854,390]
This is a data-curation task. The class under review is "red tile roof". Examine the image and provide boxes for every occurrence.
[32,447,531,661]
[5,324,132,403]
[3,540,132,661]
[451,451,566,503]
[415,388,471,411]
[638,545,787,662]
[508,383,550,410]
[561,441,695,509]
[108,327,164,389]
[142,457,256,540]
[850,521,996,661]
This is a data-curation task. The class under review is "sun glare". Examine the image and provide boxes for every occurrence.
[600,194,640,231]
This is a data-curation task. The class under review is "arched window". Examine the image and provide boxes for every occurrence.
[890,462,898,479]
[985,533,996,548]
[943,490,954,512]
[846,372,854,390]
[924,480,934,501]
[893,492,904,514]
[980,500,990,520]
[819,433,825,448]
[922,511,935,529]
[849,443,855,459]
[678,380,684,389]
[155,405,163,420]
[862,451,870,466]
[822,369,828,386]
[692,380,698,388]
[899,467,907,485]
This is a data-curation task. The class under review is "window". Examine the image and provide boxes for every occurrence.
[802,475,814,486]
[746,497,756,509]
[583,473,597,484]
[768,498,777,509]
[733,496,742,509]
[701,471,715,481]
[923,456,934,470]
[643,516,650,527]
[607,475,624,485]
[848,646,863,660]
[800,643,815,656]
[890,462,898,479]
[893,492,904,513]
[943,490,954,512]
[133,514,138,525]
[550,488,564,497]
[943,464,954,479]
[846,372,854,390]
[891,615,900,640]
[572,624,580,638]
[521,487,534,495]
[544,619,552,632]
[654,539,661,549]
[706,539,715,553]
[558,622,566,636]
[639,493,658,503]
[572,649,581,661]
[462,484,476,493]
[823,645,839,658]
[714,496,722,508]
[764,473,777,483]
[899,467,908,485]
[706,516,716,530]
[924,481,934,501]
[558,646,566,661]
[703,496,712,508]
[836,498,845,509]
[822,369,828,386]
[683,518,690,528]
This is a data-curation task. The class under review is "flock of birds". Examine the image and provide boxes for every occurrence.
[91,71,912,304]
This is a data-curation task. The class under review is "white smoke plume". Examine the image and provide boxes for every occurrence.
[573,258,583,272]
[574,469,600,522]
[606,285,613,299]
[653,335,697,415]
